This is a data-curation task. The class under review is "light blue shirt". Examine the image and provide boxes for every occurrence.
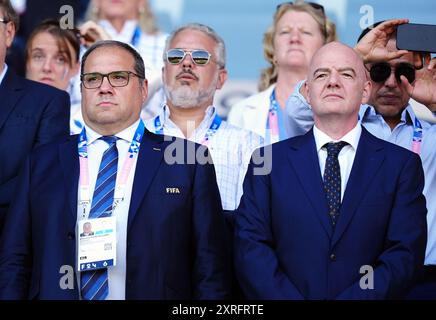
[286,80,436,265]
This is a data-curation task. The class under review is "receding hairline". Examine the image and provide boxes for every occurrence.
[82,45,135,69]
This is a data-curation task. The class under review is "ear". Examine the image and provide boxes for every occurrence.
[140,78,148,103]
[305,81,311,105]
[215,68,228,90]
[361,80,372,105]
[4,22,15,48]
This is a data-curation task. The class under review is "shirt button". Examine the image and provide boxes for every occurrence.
[330,253,336,261]
[67,232,75,240]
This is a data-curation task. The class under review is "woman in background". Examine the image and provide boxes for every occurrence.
[25,19,82,134]
[227,1,336,143]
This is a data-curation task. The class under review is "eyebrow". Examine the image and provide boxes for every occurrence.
[313,67,357,76]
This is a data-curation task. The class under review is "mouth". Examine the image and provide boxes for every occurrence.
[324,93,343,100]
[378,94,401,104]
[40,77,54,83]
[97,101,116,107]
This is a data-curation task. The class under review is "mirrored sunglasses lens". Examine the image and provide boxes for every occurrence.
[370,63,391,83]
[192,50,210,65]
[167,49,184,64]
[396,64,416,83]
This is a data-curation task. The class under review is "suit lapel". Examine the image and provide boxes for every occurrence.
[0,69,24,130]
[331,128,385,247]
[287,130,332,238]
[127,130,165,231]
[59,136,80,223]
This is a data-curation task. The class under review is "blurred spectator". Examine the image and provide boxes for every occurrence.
[25,19,83,134]
[7,0,83,76]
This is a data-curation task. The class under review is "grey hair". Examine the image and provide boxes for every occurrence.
[163,23,226,69]
[81,40,146,81]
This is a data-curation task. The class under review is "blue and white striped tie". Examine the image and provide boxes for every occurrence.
[81,136,118,300]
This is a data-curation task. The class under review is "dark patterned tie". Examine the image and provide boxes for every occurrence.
[80,136,118,300]
[323,141,348,226]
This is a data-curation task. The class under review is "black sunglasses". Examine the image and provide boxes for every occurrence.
[369,62,416,84]
[276,2,327,38]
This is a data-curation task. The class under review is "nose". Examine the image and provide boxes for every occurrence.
[98,75,114,93]
[327,70,340,88]
[181,52,194,68]
[42,57,53,73]
[384,69,398,88]
[289,29,301,43]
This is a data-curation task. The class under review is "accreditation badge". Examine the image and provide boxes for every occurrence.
[77,217,116,272]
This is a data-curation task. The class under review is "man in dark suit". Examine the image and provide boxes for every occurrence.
[0,0,70,232]
[0,40,230,300]
[234,42,427,299]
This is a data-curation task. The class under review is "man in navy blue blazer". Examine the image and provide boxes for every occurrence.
[0,1,70,233]
[234,42,427,299]
[0,40,230,299]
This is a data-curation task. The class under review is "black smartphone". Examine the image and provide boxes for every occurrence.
[396,23,436,53]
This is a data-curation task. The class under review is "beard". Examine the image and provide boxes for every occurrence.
[164,77,218,109]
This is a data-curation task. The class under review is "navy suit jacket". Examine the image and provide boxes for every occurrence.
[0,69,70,232]
[0,129,230,299]
[234,127,427,299]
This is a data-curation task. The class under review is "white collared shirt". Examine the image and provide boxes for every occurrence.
[76,120,140,300]
[146,105,263,210]
[313,124,362,201]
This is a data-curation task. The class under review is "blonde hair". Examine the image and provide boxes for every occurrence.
[85,1,160,35]
[259,1,337,91]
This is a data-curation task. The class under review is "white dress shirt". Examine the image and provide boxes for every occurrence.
[76,120,140,300]
[313,124,361,201]
[145,105,262,210]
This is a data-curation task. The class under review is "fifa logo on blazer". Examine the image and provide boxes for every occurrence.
[166,187,181,194]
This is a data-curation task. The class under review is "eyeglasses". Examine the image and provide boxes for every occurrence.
[166,48,212,66]
[276,2,327,38]
[0,18,9,24]
[369,62,416,84]
[81,71,143,89]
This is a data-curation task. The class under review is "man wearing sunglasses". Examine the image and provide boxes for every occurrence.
[146,23,262,213]
[0,40,230,300]
[358,20,436,300]
[285,19,436,299]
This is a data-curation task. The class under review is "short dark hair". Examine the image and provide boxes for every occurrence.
[357,21,385,43]
[26,19,80,67]
[81,40,146,80]
[0,0,19,31]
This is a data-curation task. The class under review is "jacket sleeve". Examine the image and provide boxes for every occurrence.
[0,156,33,299]
[234,152,305,299]
[192,145,231,299]
[336,152,427,299]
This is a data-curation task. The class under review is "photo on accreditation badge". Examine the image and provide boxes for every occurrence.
[80,221,94,237]
[77,217,117,271]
